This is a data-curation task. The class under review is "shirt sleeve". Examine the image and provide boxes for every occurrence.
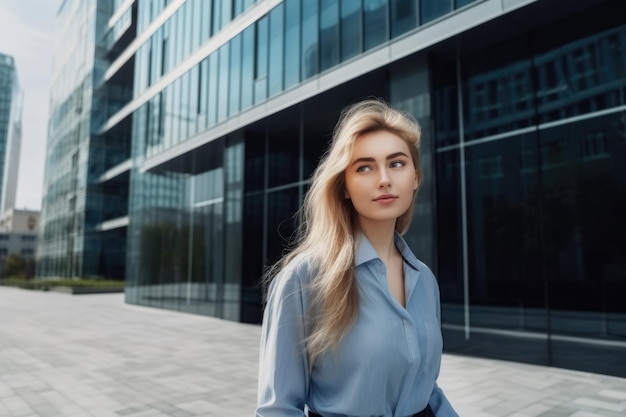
[256,262,310,417]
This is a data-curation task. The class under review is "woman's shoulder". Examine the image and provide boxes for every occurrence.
[269,254,318,294]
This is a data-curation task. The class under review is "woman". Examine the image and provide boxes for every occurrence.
[256,99,459,417]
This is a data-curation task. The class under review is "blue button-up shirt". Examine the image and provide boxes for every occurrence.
[256,233,459,417]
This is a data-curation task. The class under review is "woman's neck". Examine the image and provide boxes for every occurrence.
[358,220,398,264]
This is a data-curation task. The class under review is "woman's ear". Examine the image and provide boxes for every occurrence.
[344,189,350,199]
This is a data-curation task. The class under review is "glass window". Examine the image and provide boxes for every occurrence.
[200,0,212,42]
[218,44,230,122]
[456,0,477,8]
[167,20,176,72]
[391,0,418,37]
[244,132,266,192]
[138,0,150,32]
[183,1,193,58]
[189,66,199,137]
[143,99,153,157]
[340,0,362,61]
[462,38,535,141]
[268,125,300,188]
[540,115,626,323]
[229,34,242,117]
[213,0,223,33]
[158,91,165,142]
[161,24,170,75]
[224,139,244,322]
[320,0,340,72]
[432,55,459,148]
[153,28,163,82]
[464,133,544,321]
[268,4,285,97]
[208,52,218,126]
[144,43,152,90]
[234,0,244,16]
[363,0,388,51]
[301,0,319,80]
[254,16,268,104]
[171,77,181,145]
[241,26,255,110]
[284,0,301,89]
[535,26,626,124]
[242,192,264,323]
[198,58,209,130]
[149,94,162,154]
[163,84,173,148]
[191,0,202,51]
[175,8,184,65]
[221,0,232,28]
[421,0,452,24]
[180,71,191,140]
[266,187,300,265]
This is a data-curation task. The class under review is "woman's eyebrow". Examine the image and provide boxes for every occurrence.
[350,152,409,166]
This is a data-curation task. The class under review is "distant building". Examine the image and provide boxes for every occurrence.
[0,208,39,277]
[0,208,39,234]
[38,0,130,280]
[0,53,22,216]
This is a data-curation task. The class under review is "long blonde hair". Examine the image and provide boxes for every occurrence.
[267,98,422,366]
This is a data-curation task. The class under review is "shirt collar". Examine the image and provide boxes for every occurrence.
[355,231,420,271]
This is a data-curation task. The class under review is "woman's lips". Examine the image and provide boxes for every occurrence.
[373,194,398,204]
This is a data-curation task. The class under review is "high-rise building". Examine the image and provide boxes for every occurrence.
[38,0,133,280]
[0,53,22,215]
[58,0,626,377]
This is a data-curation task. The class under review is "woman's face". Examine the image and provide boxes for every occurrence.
[344,130,418,229]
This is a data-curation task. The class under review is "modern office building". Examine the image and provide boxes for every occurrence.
[38,0,133,280]
[0,208,39,277]
[90,0,626,378]
[0,53,22,216]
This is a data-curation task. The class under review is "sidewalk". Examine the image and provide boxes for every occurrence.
[0,287,624,417]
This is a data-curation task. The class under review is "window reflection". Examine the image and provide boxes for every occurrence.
[435,19,626,374]
[284,0,301,89]
[320,0,340,71]
[268,5,285,97]
[421,0,452,24]
[301,1,319,80]
[363,0,388,51]
[391,0,417,37]
[340,0,362,61]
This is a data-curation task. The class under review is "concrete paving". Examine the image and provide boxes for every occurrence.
[0,286,625,417]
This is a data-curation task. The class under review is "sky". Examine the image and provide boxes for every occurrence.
[0,0,61,210]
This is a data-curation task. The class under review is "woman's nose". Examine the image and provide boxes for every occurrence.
[378,169,391,188]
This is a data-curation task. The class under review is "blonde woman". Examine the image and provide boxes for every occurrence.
[256,99,458,417]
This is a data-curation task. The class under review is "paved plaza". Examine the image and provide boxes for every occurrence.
[0,286,625,417]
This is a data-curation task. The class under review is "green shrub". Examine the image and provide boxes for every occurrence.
[0,278,124,290]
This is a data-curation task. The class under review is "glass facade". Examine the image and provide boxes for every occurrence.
[0,53,22,215]
[431,4,626,377]
[118,0,626,377]
[39,0,134,280]
[130,0,483,160]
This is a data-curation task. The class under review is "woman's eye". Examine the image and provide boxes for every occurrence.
[356,165,372,173]
[390,160,405,168]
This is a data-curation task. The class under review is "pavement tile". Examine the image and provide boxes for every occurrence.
[1,287,626,417]
[573,397,624,412]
